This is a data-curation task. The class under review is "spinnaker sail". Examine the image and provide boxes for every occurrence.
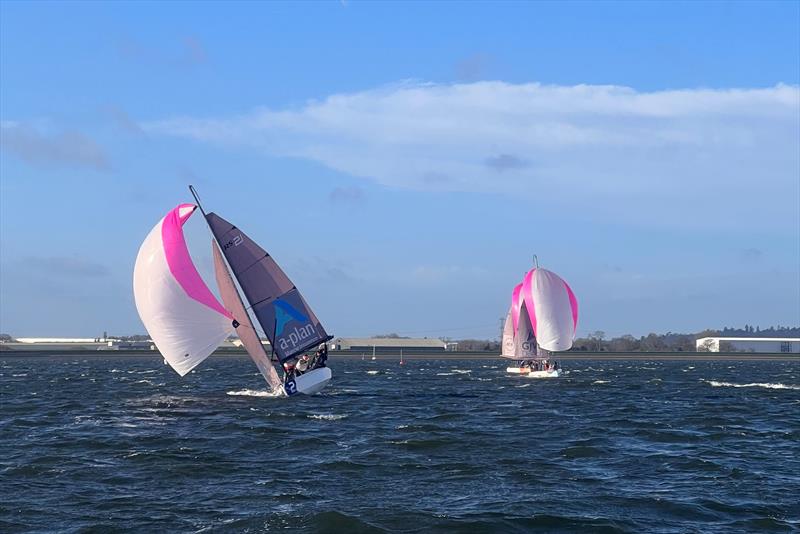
[212,240,282,391]
[511,283,523,334]
[133,204,235,376]
[203,212,331,363]
[521,268,578,352]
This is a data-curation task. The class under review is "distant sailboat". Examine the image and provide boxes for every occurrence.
[503,258,578,378]
[521,262,578,378]
[133,188,333,396]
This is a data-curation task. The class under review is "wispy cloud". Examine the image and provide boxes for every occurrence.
[1,122,110,171]
[144,81,800,230]
[102,105,143,135]
[485,153,529,172]
[741,248,764,261]
[116,34,208,67]
[182,36,207,65]
[329,185,365,204]
[25,256,110,278]
[455,53,491,82]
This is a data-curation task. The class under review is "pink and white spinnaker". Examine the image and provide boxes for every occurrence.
[133,204,235,376]
[520,268,578,352]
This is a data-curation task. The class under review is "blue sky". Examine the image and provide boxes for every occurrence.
[1,1,798,339]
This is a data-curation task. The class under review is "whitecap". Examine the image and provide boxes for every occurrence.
[592,380,609,384]
[307,413,347,421]
[450,369,471,374]
[366,370,380,375]
[226,389,284,397]
[703,380,799,391]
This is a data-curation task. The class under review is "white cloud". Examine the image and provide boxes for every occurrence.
[144,81,800,230]
[1,122,110,171]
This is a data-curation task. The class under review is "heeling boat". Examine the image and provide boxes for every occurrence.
[133,188,333,396]
[520,261,578,379]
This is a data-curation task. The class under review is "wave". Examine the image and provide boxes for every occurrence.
[226,389,284,397]
[592,380,610,384]
[307,414,348,421]
[703,380,800,391]
[366,370,380,375]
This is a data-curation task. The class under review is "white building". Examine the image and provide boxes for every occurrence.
[695,337,800,353]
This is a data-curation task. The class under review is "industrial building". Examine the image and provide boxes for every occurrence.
[331,337,446,352]
[695,337,800,353]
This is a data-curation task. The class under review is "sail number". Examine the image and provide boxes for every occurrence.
[284,379,298,396]
[222,234,244,251]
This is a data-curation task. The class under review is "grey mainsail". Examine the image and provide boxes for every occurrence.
[514,302,538,359]
[205,212,331,363]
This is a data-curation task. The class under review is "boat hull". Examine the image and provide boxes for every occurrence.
[527,369,562,378]
[284,367,332,395]
[506,367,530,374]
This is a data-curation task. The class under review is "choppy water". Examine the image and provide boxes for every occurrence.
[2,356,799,533]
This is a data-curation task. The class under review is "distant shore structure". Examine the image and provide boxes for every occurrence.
[696,337,799,353]
[331,337,446,353]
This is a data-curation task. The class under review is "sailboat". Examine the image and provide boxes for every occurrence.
[503,258,578,378]
[521,261,578,378]
[133,187,333,396]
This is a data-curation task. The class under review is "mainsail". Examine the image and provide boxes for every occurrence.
[514,300,538,359]
[204,212,330,363]
[133,204,235,376]
[521,268,578,352]
[212,240,283,390]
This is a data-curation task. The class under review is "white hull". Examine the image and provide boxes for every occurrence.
[527,369,562,378]
[506,367,530,374]
[284,367,332,395]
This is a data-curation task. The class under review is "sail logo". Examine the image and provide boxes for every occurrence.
[222,234,243,251]
[274,298,317,353]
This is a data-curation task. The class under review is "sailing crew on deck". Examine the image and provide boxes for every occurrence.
[283,360,296,381]
[295,354,310,375]
[314,343,328,368]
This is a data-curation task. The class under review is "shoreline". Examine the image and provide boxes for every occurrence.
[1,350,798,361]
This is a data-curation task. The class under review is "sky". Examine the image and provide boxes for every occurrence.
[1,1,799,340]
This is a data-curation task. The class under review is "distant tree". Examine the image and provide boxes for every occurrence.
[698,339,716,352]
[0,333,16,342]
[588,331,606,351]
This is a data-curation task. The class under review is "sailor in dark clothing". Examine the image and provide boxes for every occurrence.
[314,343,328,368]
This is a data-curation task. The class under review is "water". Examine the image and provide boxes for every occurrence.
[2,356,799,533]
